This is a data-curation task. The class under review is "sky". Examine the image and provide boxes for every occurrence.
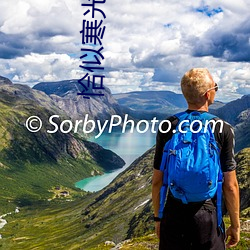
[0,0,249,102]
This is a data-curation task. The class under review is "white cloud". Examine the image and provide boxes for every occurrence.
[0,0,80,35]
[105,70,154,93]
[0,0,249,101]
[0,53,82,86]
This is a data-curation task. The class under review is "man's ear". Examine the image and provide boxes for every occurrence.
[204,92,209,100]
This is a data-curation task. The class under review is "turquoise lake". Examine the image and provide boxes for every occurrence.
[75,129,156,192]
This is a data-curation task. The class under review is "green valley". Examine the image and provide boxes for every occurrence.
[0,147,249,249]
[0,81,124,214]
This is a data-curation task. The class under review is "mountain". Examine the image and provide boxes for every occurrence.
[211,94,250,152]
[114,91,186,110]
[33,82,227,122]
[213,94,250,125]
[0,76,12,85]
[209,100,225,110]
[1,146,249,249]
[234,109,250,152]
[33,80,124,123]
[114,91,186,119]
[114,90,225,120]
[0,78,125,212]
[79,147,155,248]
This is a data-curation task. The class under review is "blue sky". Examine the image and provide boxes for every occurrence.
[0,0,249,102]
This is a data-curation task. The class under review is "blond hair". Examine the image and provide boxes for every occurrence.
[181,68,214,104]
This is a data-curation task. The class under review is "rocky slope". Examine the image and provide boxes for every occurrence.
[0,77,124,212]
[209,94,250,152]
[80,147,154,248]
[213,94,250,126]
[0,76,12,85]
[234,108,250,152]
[33,80,124,123]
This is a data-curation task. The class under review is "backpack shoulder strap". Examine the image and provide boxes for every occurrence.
[201,112,223,230]
[174,111,217,121]
[201,112,217,120]
[173,111,189,121]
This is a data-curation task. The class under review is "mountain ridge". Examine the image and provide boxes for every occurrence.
[33,79,124,123]
[0,76,12,85]
[213,94,250,125]
[213,94,250,152]
[0,77,125,212]
[114,90,226,120]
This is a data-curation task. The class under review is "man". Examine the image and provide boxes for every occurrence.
[152,68,240,249]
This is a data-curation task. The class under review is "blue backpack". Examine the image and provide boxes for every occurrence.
[158,111,223,228]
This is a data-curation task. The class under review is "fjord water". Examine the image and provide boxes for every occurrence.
[75,129,156,192]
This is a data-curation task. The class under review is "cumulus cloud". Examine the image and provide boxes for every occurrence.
[0,0,81,58]
[0,0,249,101]
[0,53,82,86]
[192,18,250,62]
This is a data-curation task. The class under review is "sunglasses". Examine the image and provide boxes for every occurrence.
[203,83,218,95]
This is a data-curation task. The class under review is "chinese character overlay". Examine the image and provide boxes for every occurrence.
[78,1,106,98]
[82,0,106,19]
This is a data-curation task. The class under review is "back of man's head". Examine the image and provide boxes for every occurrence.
[181,68,214,104]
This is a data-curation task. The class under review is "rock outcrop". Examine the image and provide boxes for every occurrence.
[33,80,124,123]
[0,76,12,85]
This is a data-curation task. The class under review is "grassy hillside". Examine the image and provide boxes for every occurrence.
[0,83,124,213]
[0,199,89,250]
[89,219,250,250]
[1,147,249,249]
[235,148,250,214]
[0,148,155,249]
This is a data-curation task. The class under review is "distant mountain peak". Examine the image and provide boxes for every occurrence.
[32,79,123,123]
[0,76,12,85]
[33,79,111,97]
